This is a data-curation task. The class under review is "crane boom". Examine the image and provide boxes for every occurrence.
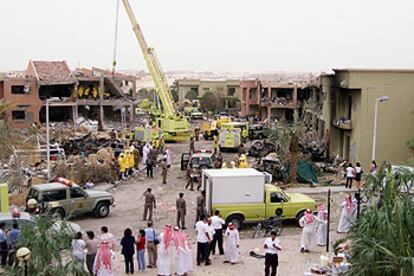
[121,0,175,117]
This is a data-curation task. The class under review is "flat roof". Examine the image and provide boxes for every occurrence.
[203,168,264,178]
[334,68,414,73]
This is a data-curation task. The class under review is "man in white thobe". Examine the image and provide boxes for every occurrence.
[173,226,193,276]
[157,225,174,276]
[299,209,324,253]
[224,223,239,264]
[316,203,328,246]
[142,143,150,166]
[337,194,356,233]
[165,148,172,168]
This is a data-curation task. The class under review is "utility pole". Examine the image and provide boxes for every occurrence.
[326,189,331,253]
[46,99,51,181]
[371,96,389,161]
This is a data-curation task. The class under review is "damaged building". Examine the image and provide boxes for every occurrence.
[240,79,314,122]
[320,69,414,169]
[177,78,241,110]
[0,61,138,128]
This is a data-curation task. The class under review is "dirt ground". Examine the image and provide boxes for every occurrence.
[74,130,350,276]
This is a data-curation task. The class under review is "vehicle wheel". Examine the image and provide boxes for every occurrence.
[272,221,283,236]
[95,202,110,218]
[227,215,243,230]
[252,223,264,239]
[296,211,305,227]
[51,208,65,221]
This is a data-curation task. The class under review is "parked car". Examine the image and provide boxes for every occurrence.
[0,212,82,235]
[26,182,115,220]
[190,110,203,120]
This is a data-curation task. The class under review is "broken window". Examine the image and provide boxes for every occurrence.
[12,110,25,120]
[249,88,257,99]
[11,85,28,94]
[227,87,236,97]
[39,84,73,100]
[39,106,73,123]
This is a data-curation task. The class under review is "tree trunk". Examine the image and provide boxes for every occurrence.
[289,134,299,183]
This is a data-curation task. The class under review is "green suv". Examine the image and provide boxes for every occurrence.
[26,183,115,220]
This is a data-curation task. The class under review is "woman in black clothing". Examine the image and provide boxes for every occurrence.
[121,228,136,274]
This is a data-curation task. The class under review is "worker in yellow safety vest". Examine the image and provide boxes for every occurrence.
[92,87,99,99]
[230,161,237,169]
[84,87,90,97]
[128,148,135,175]
[241,127,248,143]
[124,150,131,177]
[118,153,126,180]
[77,87,85,98]
[239,154,249,168]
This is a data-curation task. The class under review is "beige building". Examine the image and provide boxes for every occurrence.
[177,78,241,109]
[321,69,414,169]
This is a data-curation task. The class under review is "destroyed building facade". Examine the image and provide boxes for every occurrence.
[177,78,241,110]
[240,79,312,122]
[320,69,414,168]
[0,61,137,128]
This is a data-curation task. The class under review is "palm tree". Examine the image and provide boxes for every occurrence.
[268,109,307,184]
[5,215,88,276]
[345,163,414,276]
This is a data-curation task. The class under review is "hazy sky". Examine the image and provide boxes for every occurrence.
[1,0,413,72]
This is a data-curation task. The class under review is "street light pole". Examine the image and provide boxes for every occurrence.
[46,99,51,181]
[371,96,389,161]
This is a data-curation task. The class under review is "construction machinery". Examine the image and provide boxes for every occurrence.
[202,115,231,140]
[121,0,190,142]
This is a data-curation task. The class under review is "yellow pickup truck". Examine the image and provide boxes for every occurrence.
[202,168,317,229]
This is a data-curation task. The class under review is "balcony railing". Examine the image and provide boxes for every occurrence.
[333,117,352,130]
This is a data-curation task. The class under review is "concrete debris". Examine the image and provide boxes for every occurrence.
[76,116,99,131]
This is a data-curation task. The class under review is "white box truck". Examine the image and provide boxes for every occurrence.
[202,168,317,229]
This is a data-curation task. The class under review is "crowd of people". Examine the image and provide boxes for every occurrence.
[68,208,244,276]
[342,160,377,189]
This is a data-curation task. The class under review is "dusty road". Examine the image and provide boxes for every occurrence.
[74,134,349,275]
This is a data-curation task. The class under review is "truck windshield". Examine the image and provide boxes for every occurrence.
[282,191,290,201]
[191,157,212,167]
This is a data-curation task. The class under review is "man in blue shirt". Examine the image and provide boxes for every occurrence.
[0,222,8,267]
[7,223,21,266]
[145,222,158,269]
[8,223,20,248]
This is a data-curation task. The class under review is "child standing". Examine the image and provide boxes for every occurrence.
[136,229,146,272]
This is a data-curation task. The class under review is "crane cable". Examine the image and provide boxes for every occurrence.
[112,0,120,75]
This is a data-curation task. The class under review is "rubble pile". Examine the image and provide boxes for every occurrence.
[254,153,287,182]
[54,148,117,185]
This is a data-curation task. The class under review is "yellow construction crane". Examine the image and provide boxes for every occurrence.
[121,0,190,142]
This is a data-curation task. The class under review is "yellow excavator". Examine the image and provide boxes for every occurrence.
[121,0,190,142]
